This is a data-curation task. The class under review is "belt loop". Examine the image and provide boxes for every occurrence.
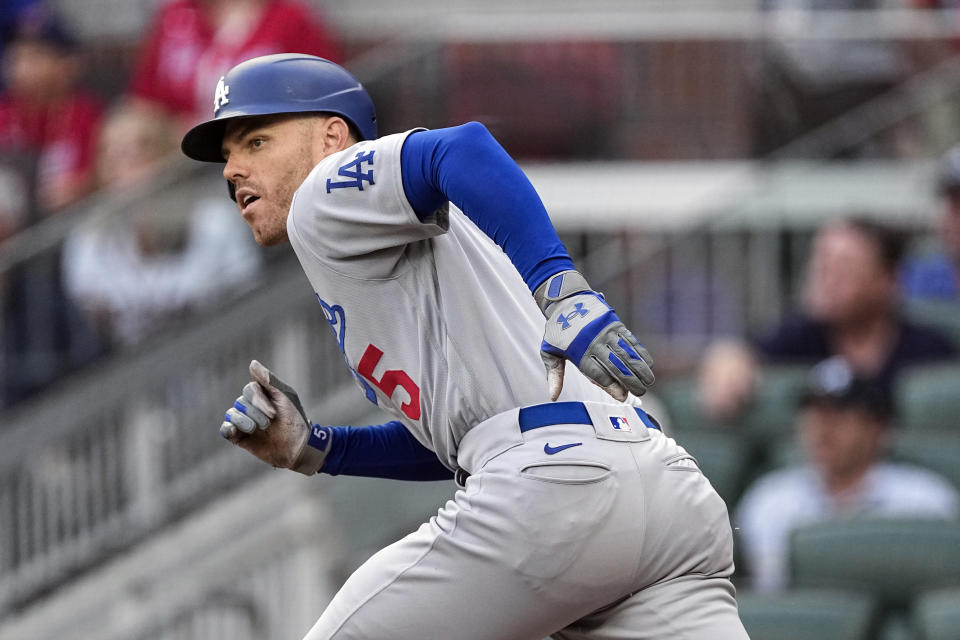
[455,468,470,487]
[633,407,662,432]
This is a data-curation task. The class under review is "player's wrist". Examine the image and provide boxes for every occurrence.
[533,270,593,315]
[292,424,334,475]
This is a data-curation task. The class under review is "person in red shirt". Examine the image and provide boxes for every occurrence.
[0,7,102,223]
[127,0,341,131]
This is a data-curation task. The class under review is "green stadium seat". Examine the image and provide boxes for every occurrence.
[658,374,703,430]
[737,588,878,640]
[669,427,754,507]
[905,299,960,346]
[878,612,915,640]
[896,364,960,431]
[659,364,809,439]
[912,587,960,640]
[763,435,802,471]
[789,519,960,608]
[743,364,810,440]
[891,429,960,492]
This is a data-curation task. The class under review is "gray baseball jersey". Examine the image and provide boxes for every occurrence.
[287,129,611,471]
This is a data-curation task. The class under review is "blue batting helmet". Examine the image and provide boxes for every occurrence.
[181,53,377,163]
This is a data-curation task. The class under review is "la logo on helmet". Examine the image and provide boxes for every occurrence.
[213,76,230,115]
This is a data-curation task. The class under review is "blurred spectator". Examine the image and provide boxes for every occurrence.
[0,150,32,241]
[735,356,959,592]
[61,104,262,347]
[0,5,102,219]
[751,0,907,157]
[0,0,42,84]
[127,0,340,132]
[900,144,960,300]
[698,217,957,422]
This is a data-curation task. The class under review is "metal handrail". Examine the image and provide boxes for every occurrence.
[769,54,960,160]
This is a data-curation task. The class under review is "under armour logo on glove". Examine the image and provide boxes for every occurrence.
[557,303,589,330]
[535,271,655,402]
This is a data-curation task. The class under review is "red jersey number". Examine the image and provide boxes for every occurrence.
[356,344,421,420]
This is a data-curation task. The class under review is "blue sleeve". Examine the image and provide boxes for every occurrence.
[400,122,574,292]
[319,421,454,481]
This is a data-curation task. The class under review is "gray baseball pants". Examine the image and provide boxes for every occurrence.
[303,401,749,640]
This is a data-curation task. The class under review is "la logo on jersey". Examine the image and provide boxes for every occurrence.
[213,76,230,115]
[327,150,375,193]
[609,416,632,432]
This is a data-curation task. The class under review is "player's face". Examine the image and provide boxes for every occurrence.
[222,115,317,246]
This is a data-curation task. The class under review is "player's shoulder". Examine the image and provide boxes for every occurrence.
[287,129,426,262]
[301,130,416,188]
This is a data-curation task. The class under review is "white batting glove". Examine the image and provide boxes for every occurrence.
[535,270,655,402]
[221,360,331,475]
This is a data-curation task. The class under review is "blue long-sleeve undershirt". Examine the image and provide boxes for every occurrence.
[320,422,453,481]
[400,122,574,293]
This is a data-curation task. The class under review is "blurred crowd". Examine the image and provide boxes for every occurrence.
[668,143,960,621]
[0,0,341,404]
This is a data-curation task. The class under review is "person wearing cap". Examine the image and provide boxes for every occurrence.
[734,356,959,592]
[0,5,102,217]
[900,144,960,301]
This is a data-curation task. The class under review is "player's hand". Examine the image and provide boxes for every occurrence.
[220,360,331,475]
[535,270,654,402]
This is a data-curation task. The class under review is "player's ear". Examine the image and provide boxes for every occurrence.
[319,116,353,155]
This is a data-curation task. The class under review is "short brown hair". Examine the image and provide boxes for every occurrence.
[838,217,908,275]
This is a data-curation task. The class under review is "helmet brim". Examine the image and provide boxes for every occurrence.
[181,119,229,163]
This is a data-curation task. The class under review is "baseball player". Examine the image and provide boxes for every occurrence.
[181,53,748,640]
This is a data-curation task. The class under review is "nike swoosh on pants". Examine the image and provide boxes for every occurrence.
[543,442,583,455]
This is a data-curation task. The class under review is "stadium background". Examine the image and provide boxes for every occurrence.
[0,1,959,638]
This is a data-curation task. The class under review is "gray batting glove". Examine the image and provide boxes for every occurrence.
[535,270,655,402]
[221,360,331,475]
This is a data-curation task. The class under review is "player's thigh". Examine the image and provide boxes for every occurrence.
[303,448,640,640]
[304,525,559,639]
[553,574,749,640]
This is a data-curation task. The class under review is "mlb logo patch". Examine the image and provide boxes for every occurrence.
[609,416,632,432]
